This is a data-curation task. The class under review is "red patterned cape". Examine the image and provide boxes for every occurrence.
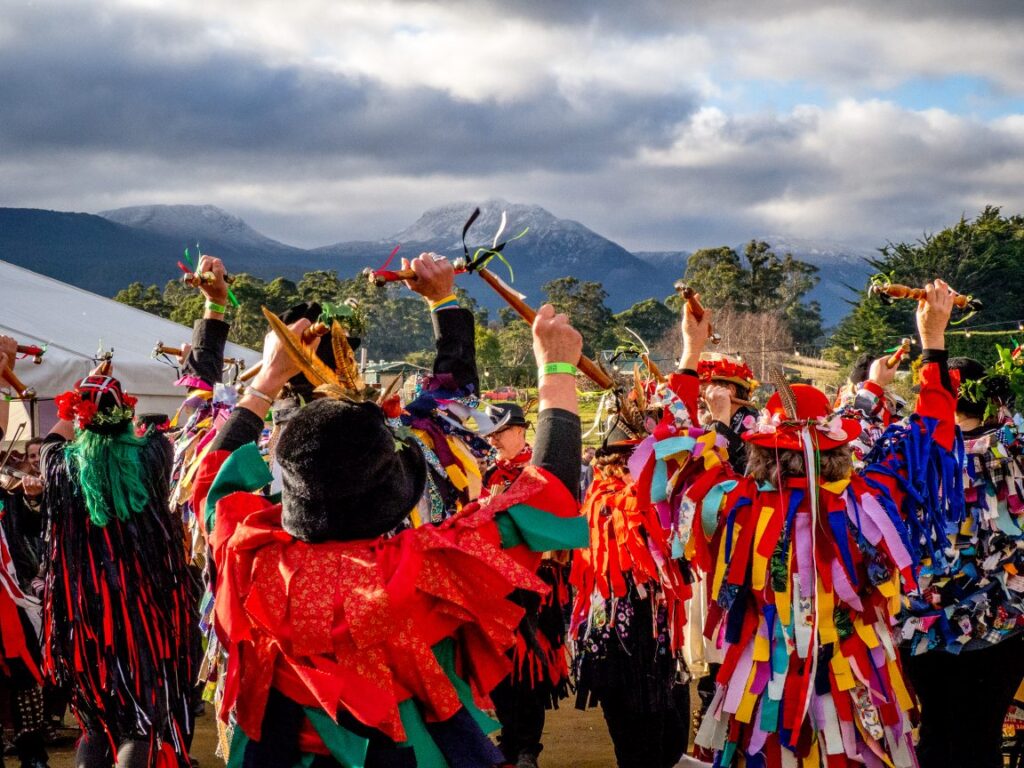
[208,456,580,747]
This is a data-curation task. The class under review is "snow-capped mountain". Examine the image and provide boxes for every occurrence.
[99,204,304,263]
[313,199,667,310]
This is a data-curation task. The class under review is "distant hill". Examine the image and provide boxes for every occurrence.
[100,204,305,263]
[311,200,668,312]
[0,208,188,296]
[0,203,872,323]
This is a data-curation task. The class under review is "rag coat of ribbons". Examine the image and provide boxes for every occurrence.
[42,377,196,767]
[899,419,1024,655]
[197,443,586,766]
[571,374,731,655]
[570,371,728,721]
[632,363,962,768]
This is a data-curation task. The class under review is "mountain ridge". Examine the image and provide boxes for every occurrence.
[0,203,870,323]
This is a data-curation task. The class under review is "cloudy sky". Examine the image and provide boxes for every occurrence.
[4,0,1024,250]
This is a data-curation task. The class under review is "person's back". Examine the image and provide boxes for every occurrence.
[41,374,195,768]
[193,271,587,767]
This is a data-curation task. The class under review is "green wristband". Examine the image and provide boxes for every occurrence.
[205,300,227,314]
[539,362,578,379]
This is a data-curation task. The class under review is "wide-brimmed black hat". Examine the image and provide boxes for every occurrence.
[275,399,426,542]
[488,403,528,431]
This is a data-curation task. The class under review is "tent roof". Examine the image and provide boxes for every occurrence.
[0,260,258,403]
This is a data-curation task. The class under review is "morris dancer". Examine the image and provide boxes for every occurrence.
[662,282,959,767]
[571,368,719,768]
[483,403,572,768]
[191,262,588,766]
[690,353,759,760]
[898,353,1024,768]
[41,372,195,766]
[0,338,49,768]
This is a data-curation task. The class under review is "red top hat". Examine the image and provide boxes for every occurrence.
[698,356,757,390]
[742,383,861,451]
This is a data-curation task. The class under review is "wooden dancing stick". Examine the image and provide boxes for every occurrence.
[364,257,468,287]
[182,271,237,288]
[239,321,330,383]
[16,345,45,364]
[475,268,615,390]
[869,281,981,311]
[153,342,245,370]
[1,368,35,400]
[885,338,912,369]
[364,264,468,290]
[673,282,722,345]
[153,342,184,358]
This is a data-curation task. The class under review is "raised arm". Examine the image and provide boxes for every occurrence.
[667,294,713,426]
[403,253,479,393]
[179,255,232,388]
[907,279,957,445]
[208,317,316,452]
[530,304,583,495]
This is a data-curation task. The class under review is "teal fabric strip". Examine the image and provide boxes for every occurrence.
[433,639,500,734]
[397,699,448,767]
[720,740,738,767]
[226,727,249,768]
[671,531,685,559]
[305,707,370,768]
[701,480,738,538]
[503,504,589,552]
[995,499,1023,536]
[760,697,780,732]
[205,441,273,532]
[496,513,525,549]
[654,435,696,459]
[651,459,669,503]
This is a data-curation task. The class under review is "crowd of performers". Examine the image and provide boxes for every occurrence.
[0,252,1019,768]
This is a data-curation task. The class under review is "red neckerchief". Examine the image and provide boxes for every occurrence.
[484,445,533,495]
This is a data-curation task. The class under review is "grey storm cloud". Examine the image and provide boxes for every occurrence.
[0,3,695,176]
[3,0,1024,251]
[388,0,1024,32]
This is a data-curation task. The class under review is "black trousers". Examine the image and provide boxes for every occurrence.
[599,683,689,768]
[491,675,547,761]
[903,633,1024,768]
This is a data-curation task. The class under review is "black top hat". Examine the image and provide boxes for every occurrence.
[275,399,426,542]
[278,302,362,401]
[488,403,528,430]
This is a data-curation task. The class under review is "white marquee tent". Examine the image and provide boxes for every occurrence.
[0,260,258,436]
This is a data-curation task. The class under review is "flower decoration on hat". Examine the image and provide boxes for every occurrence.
[742,368,860,451]
[56,375,138,431]
[697,354,757,390]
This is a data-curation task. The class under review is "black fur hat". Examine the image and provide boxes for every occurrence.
[275,398,426,542]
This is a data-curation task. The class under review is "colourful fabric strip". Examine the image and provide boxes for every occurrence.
[205,442,273,532]
[499,503,589,552]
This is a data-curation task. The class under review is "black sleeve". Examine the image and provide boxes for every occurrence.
[712,420,747,472]
[209,408,265,452]
[431,308,479,394]
[921,348,952,393]
[181,319,230,387]
[532,408,581,496]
